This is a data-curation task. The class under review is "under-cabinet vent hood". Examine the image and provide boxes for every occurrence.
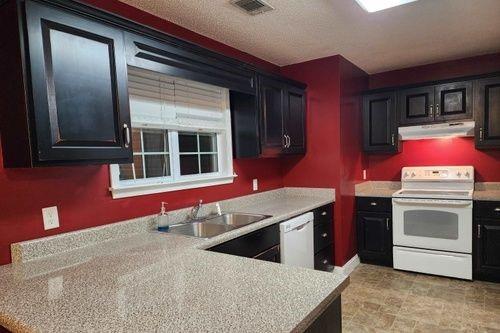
[399,121,475,141]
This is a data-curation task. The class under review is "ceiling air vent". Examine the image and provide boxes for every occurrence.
[231,0,274,15]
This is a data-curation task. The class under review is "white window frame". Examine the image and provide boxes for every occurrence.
[109,87,236,199]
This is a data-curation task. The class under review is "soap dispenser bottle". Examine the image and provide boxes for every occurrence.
[158,202,169,232]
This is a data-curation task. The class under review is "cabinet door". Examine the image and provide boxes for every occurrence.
[357,212,392,266]
[253,245,280,263]
[435,81,473,122]
[475,218,500,282]
[475,77,500,149]
[284,86,306,154]
[362,92,399,153]
[25,1,132,164]
[260,76,285,156]
[398,86,435,125]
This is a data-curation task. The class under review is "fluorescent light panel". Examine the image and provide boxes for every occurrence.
[355,0,418,12]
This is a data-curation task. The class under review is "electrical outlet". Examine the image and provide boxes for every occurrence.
[363,169,367,180]
[252,179,258,191]
[42,206,59,230]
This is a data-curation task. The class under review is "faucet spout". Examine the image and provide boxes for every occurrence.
[189,200,203,220]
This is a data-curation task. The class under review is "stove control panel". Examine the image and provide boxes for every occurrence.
[401,166,474,182]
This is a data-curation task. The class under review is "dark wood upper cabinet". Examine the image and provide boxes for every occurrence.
[259,75,306,157]
[435,81,473,122]
[260,76,286,156]
[399,82,472,126]
[1,0,132,167]
[398,86,435,125]
[283,86,306,154]
[0,0,308,166]
[475,76,500,149]
[362,92,399,153]
[25,0,132,164]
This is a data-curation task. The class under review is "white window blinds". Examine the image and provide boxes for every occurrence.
[127,67,228,131]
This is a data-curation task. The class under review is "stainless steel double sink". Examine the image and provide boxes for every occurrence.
[165,213,271,238]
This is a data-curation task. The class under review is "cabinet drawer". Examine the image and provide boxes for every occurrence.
[475,201,500,219]
[313,203,333,226]
[314,245,334,272]
[314,222,333,253]
[208,223,279,258]
[357,197,392,213]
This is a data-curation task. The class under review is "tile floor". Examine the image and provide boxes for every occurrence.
[342,264,500,333]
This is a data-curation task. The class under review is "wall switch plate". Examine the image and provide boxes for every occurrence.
[42,206,60,230]
[252,179,258,191]
[363,169,367,180]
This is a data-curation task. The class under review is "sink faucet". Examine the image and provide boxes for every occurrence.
[188,200,203,220]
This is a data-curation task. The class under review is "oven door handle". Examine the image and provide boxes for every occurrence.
[393,198,472,207]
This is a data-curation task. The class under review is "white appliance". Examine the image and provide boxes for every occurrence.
[392,166,474,280]
[280,212,314,269]
[398,121,475,141]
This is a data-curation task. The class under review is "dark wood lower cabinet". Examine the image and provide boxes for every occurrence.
[305,296,342,333]
[313,204,335,271]
[208,223,280,260]
[474,213,500,282]
[356,197,393,267]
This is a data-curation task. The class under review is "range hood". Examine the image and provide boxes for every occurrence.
[399,121,475,141]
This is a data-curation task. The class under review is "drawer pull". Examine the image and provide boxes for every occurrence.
[386,218,390,231]
[322,259,328,264]
[478,224,481,238]
[322,233,328,238]
[321,211,327,216]
[370,202,377,206]
[494,208,500,212]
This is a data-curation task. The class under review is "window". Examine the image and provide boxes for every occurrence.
[110,67,234,198]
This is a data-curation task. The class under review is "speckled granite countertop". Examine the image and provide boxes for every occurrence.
[0,188,348,333]
[474,183,500,201]
[354,181,401,198]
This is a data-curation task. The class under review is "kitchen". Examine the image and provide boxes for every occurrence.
[0,0,500,332]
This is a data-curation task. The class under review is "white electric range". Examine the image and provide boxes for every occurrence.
[392,166,474,280]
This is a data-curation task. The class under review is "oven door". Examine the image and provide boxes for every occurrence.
[392,198,472,253]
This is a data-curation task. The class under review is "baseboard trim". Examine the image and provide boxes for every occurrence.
[333,254,360,276]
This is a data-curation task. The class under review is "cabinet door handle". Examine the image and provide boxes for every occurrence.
[479,128,484,141]
[370,202,377,206]
[286,135,290,148]
[322,233,328,238]
[477,224,481,238]
[322,259,328,264]
[429,105,434,117]
[386,218,390,231]
[436,104,440,116]
[288,135,291,148]
[321,211,327,216]
[283,135,287,148]
[123,124,131,148]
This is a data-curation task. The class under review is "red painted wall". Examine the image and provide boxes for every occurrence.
[281,56,368,266]
[367,52,500,181]
[0,0,283,265]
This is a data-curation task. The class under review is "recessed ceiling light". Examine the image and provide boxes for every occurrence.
[355,0,418,12]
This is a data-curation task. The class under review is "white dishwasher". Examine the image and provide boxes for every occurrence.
[280,212,314,269]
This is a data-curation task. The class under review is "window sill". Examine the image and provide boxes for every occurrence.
[110,174,237,199]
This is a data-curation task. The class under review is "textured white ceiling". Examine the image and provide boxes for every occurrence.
[118,0,500,73]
